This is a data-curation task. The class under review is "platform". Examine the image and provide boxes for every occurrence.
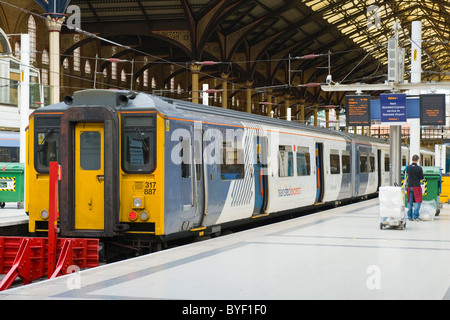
[1,198,449,300]
[0,203,28,235]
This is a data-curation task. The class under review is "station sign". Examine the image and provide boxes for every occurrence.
[420,94,445,126]
[380,93,406,125]
[345,95,371,126]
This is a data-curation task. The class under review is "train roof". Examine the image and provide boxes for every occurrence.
[34,89,389,145]
[0,131,19,147]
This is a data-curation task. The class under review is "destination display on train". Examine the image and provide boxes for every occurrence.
[345,95,371,126]
[380,93,406,125]
[420,94,445,126]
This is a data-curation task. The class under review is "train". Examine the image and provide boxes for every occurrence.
[0,131,19,163]
[25,89,433,257]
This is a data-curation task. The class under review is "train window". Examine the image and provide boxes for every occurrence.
[34,117,60,173]
[330,150,340,174]
[0,148,11,162]
[360,153,368,173]
[194,140,202,181]
[369,154,375,172]
[180,137,190,179]
[279,145,294,177]
[342,151,350,174]
[36,129,59,172]
[384,155,390,171]
[80,132,101,170]
[296,147,310,176]
[221,140,244,180]
[122,115,156,174]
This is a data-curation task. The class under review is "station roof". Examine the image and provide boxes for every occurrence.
[64,0,450,107]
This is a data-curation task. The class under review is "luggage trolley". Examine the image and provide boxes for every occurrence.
[379,186,407,230]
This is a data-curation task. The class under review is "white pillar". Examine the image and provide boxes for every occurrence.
[45,16,64,104]
[286,108,291,121]
[202,83,209,106]
[20,33,30,164]
[410,21,422,161]
[390,125,402,185]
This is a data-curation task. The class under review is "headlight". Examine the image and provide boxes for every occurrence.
[139,211,149,221]
[40,210,49,220]
[133,197,143,208]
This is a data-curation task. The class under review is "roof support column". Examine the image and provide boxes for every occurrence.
[285,94,291,121]
[266,89,273,117]
[299,99,305,124]
[335,107,340,130]
[221,73,229,109]
[246,81,253,113]
[190,64,202,104]
[313,104,318,127]
[45,15,65,105]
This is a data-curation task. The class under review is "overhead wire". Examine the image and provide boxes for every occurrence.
[1,0,449,102]
[0,0,387,92]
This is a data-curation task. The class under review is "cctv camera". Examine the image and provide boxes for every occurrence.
[326,74,332,84]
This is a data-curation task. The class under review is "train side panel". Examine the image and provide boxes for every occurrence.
[213,122,264,224]
[263,127,315,214]
[322,138,349,203]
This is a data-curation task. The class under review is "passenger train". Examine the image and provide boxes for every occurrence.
[0,131,19,163]
[25,89,430,255]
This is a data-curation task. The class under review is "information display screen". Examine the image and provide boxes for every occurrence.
[380,93,406,125]
[345,95,371,126]
[420,94,445,126]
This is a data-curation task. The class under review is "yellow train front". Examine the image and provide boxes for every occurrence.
[26,89,165,254]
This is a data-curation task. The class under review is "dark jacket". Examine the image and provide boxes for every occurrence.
[406,163,424,187]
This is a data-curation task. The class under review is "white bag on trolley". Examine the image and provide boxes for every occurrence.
[379,186,405,218]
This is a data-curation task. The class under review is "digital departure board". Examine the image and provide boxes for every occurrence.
[420,94,445,126]
[345,95,371,126]
[380,93,407,125]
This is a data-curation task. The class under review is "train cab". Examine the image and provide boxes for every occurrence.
[26,90,165,242]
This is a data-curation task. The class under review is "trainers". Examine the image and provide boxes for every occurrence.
[413,218,421,221]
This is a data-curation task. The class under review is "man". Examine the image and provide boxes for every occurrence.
[406,154,424,221]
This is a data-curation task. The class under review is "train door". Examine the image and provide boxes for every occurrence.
[253,136,268,215]
[74,123,105,230]
[179,132,193,210]
[193,127,206,227]
[377,150,382,190]
[315,142,325,203]
[179,128,204,229]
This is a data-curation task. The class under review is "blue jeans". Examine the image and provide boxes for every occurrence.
[407,188,421,220]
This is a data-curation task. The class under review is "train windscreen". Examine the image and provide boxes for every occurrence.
[121,115,156,173]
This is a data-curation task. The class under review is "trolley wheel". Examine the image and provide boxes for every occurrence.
[435,209,440,216]
[380,223,384,230]
[0,202,5,208]
[399,222,405,230]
